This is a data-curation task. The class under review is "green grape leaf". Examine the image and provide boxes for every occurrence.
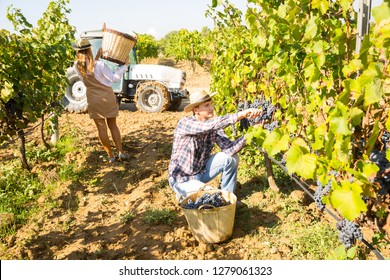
[279,95,287,109]
[329,116,351,135]
[304,17,318,40]
[329,181,367,221]
[362,162,380,181]
[312,0,329,15]
[244,126,268,146]
[211,0,222,8]
[253,35,267,48]
[263,130,289,156]
[349,108,364,126]
[332,136,350,166]
[386,115,390,131]
[304,63,320,83]
[286,142,317,179]
[372,3,390,23]
[312,123,327,150]
[363,78,383,106]
[346,246,358,259]
[346,162,371,183]
[366,120,380,156]
[246,81,257,93]
[339,0,351,17]
[342,59,363,77]
[0,81,14,103]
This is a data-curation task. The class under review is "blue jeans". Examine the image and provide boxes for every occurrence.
[169,152,239,201]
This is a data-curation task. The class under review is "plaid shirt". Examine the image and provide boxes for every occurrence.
[168,113,246,183]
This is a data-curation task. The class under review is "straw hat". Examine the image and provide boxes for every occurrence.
[184,90,217,112]
[72,38,91,51]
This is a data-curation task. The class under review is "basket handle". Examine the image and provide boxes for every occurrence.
[198,204,215,210]
[198,184,217,192]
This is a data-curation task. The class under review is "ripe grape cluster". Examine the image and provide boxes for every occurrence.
[237,98,278,131]
[336,219,363,249]
[369,149,390,194]
[314,179,332,211]
[382,131,390,150]
[182,192,230,209]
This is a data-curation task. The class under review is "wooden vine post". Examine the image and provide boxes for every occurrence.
[263,151,280,192]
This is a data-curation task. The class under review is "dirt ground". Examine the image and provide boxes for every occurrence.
[1,59,389,260]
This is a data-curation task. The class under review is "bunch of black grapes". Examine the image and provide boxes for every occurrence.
[313,179,332,211]
[237,98,278,131]
[369,149,390,194]
[182,192,230,209]
[336,219,363,249]
[382,131,390,150]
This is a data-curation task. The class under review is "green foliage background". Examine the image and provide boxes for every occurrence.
[135,33,159,62]
[0,0,75,144]
[206,0,390,225]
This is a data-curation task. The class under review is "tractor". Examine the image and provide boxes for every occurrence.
[63,30,188,113]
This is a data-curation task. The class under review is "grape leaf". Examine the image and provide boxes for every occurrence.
[329,116,351,135]
[304,17,318,39]
[263,130,289,156]
[312,0,329,15]
[372,3,390,23]
[386,115,390,131]
[349,108,364,126]
[286,144,317,179]
[312,123,326,150]
[211,0,222,8]
[329,181,367,221]
[363,78,383,106]
[244,126,267,146]
[0,81,14,103]
[366,120,380,156]
[246,81,257,93]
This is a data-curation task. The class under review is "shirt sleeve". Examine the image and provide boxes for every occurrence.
[176,114,239,136]
[215,129,246,156]
[94,60,127,87]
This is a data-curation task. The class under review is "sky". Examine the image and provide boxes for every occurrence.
[0,0,248,39]
[0,0,385,40]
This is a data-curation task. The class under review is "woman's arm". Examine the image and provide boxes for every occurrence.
[94,60,128,86]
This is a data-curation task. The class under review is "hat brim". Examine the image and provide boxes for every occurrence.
[72,42,91,51]
[184,91,217,112]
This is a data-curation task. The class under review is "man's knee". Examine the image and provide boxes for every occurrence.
[225,153,239,169]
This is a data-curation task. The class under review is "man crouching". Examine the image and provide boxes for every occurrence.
[168,90,262,203]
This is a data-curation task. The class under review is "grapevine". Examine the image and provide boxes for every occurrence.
[134,34,160,62]
[206,0,390,252]
[0,0,75,169]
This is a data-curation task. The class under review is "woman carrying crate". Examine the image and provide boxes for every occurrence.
[72,38,129,163]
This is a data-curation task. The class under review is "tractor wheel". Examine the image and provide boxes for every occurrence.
[62,74,88,113]
[135,81,170,113]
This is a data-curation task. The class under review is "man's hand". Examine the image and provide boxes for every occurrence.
[238,108,262,120]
